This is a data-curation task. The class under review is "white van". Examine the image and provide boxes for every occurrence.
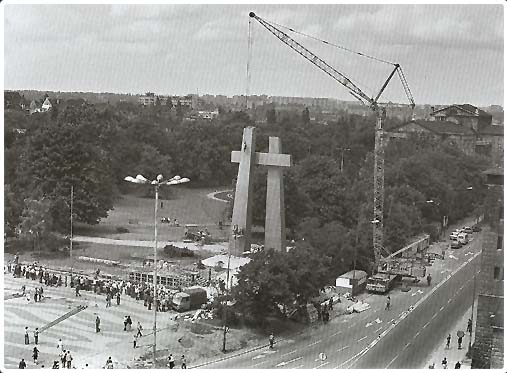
[457,232,468,245]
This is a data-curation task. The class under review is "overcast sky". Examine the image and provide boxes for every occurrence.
[4,3,504,106]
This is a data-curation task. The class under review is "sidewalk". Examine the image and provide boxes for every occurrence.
[423,304,476,369]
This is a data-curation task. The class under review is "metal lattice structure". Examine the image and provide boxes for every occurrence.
[249,12,414,269]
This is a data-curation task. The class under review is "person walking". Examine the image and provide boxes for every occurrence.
[427,273,432,286]
[34,328,39,345]
[136,322,143,337]
[467,318,473,334]
[133,334,138,349]
[446,334,451,349]
[124,316,128,331]
[66,351,72,368]
[385,296,391,311]
[60,350,67,368]
[105,356,113,369]
[96,315,101,333]
[33,347,39,365]
[455,361,461,369]
[127,316,132,331]
[441,357,448,369]
[57,338,63,352]
[52,360,59,369]
[168,354,175,369]
[116,292,121,306]
[24,327,30,345]
[19,358,27,369]
[181,355,187,369]
[457,335,463,349]
[269,332,275,349]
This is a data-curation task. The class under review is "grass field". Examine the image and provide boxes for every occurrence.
[76,187,231,242]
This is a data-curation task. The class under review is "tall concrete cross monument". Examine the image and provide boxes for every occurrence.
[230,127,291,256]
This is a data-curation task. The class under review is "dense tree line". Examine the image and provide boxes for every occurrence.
[5,98,490,321]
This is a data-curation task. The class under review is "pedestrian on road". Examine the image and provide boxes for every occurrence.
[116,292,121,306]
[96,315,101,333]
[269,332,275,349]
[133,334,138,349]
[427,273,432,286]
[168,354,175,369]
[136,322,143,337]
[455,361,461,369]
[467,318,473,334]
[385,296,391,311]
[127,316,132,331]
[19,358,27,369]
[105,356,113,369]
[442,357,448,369]
[181,355,187,369]
[428,362,435,369]
[124,316,128,331]
[33,347,39,365]
[446,334,451,349]
[457,336,463,349]
[34,328,39,345]
[57,338,63,352]
[52,360,59,369]
[60,350,67,368]
[24,327,30,345]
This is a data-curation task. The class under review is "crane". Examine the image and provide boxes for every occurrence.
[249,12,415,271]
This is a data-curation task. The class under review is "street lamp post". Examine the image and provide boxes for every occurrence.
[124,174,189,368]
[338,147,351,173]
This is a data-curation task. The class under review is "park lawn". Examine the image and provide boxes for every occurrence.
[76,187,231,242]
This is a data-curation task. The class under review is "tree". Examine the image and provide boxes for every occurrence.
[16,198,54,251]
[266,108,277,124]
[15,119,115,229]
[302,107,310,125]
[234,248,294,324]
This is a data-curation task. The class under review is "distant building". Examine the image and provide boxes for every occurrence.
[41,97,52,112]
[29,100,41,114]
[197,109,219,120]
[472,166,504,369]
[388,104,503,164]
[138,93,193,108]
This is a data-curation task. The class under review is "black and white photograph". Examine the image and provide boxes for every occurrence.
[2,1,504,370]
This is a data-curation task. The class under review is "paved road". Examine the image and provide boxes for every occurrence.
[194,232,482,369]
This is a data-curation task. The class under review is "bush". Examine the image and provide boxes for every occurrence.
[163,244,195,258]
[116,227,130,234]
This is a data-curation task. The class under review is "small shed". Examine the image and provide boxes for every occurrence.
[335,270,368,295]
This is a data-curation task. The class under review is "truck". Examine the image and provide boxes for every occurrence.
[171,286,208,312]
[366,273,399,293]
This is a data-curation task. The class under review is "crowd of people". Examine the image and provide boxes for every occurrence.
[8,257,196,369]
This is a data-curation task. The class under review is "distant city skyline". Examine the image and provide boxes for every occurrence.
[5,4,504,106]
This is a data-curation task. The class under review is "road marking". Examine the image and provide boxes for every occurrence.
[374,326,383,333]
[330,331,342,337]
[308,340,321,347]
[431,313,438,320]
[252,355,265,360]
[448,299,452,304]
[251,360,269,367]
[365,322,373,328]
[358,336,367,342]
[386,353,400,368]
[313,361,329,369]
[281,350,297,357]
[276,356,302,367]
[423,321,430,328]
[336,345,349,352]
[414,331,421,338]
[439,306,445,311]
[402,342,411,350]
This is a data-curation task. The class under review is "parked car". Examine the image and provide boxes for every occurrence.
[450,240,462,249]
[463,226,473,234]
[458,232,469,245]
[449,232,459,240]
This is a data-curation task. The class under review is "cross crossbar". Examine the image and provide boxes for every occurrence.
[231,151,291,168]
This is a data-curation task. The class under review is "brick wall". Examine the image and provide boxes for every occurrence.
[472,176,504,368]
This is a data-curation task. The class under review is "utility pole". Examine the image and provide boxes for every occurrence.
[70,185,73,279]
[223,236,233,353]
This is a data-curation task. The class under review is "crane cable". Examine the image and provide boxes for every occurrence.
[265,17,397,67]
[246,17,253,109]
